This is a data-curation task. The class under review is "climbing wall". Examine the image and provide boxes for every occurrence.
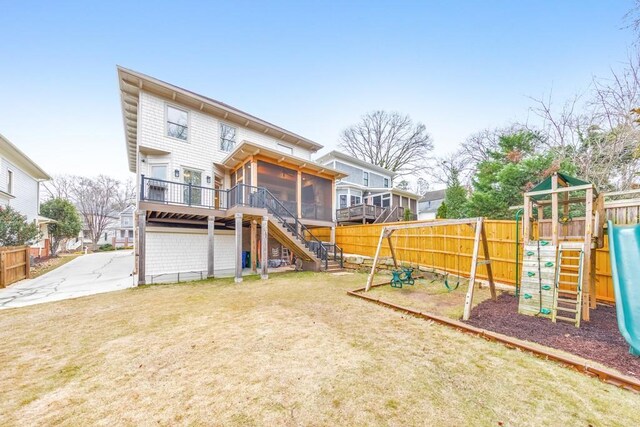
[518,241,557,318]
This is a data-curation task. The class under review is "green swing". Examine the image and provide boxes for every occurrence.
[443,236,461,292]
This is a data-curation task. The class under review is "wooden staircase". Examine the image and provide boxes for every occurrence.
[552,242,585,327]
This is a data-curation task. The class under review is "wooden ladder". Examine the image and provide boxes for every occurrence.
[551,242,585,327]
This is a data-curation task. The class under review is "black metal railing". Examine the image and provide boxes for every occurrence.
[140,175,228,209]
[141,177,342,269]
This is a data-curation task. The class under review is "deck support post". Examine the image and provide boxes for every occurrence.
[261,215,269,279]
[207,216,215,278]
[250,220,258,273]
[235,212,243,283]
[330,226,336,245]
[137,210,146,286]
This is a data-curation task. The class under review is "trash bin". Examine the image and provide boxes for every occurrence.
[242,251,250,268]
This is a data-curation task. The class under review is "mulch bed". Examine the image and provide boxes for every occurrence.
[466,293,640,380]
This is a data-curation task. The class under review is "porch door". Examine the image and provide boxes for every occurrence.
[148,164,168,202]
[214,175,223,209]
[183,168,202,205]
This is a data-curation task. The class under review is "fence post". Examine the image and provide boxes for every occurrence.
[25,247,30,279]
[0,250,5,288]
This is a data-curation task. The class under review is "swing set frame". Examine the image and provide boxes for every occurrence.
[365,217,497,320]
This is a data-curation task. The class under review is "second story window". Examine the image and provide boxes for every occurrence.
[363,171,369,187]
[167,105,188,140]
[7,170,13,194]
[384,177,389,188]
[277,143,293,155]
[220,123,236,152]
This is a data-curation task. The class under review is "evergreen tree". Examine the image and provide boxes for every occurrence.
[0,206,40,246]
[40,198,83,255]
[466,131,576,219]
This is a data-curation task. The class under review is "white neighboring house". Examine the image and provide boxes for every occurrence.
[118,67,347,284]
[113,205,135,247]
[0,133,53,257]
[418,189,445,220]
[315,150,421,224]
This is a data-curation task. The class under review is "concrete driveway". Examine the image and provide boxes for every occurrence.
[0,250,135,309]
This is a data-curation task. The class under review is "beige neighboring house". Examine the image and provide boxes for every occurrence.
[0,133,53,257]
[118,67,347,284]
[316,150,421,224]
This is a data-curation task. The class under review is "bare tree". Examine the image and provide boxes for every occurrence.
[339,111,433,176]
[43,175,77,200]
[427,152,473,188]
[72,175,122,249]
[113,178,136,211]
[529,55,640,190]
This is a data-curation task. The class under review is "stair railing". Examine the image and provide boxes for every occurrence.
[229,184,330,270]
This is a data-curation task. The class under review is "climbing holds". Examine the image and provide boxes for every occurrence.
[542,285,551,291]
[540,308,551,315]
[526,251,535,256]
[527,271,536,277]
[540,240,550,246]
[545,261,554,267]
[524,293,532,299]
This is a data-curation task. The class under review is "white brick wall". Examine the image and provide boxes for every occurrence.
[137,92,313,182]
[0,157,39,222]
[145,227,235,282]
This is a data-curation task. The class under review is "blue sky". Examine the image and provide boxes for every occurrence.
[0,1,635,182]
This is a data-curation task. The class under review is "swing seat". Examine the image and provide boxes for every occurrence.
[390,269,403,288]
[401,267,415,285]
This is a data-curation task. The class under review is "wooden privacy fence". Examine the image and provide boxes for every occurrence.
[0,246,30,288]
[315,219,617,303]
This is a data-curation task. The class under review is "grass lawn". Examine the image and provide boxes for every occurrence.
[0,271,637,426]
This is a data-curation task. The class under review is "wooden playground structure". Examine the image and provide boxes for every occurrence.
[520,173,605,325]
[365,217,496,321]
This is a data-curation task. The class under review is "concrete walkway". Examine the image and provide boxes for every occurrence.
[0,250,135,309]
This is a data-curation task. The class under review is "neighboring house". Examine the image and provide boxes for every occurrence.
[112,205,135,247]
[418,189,445,220]
[118,67,347,284]
[0,133,53,257]
[315,150,421,224]
[80,212,120,247]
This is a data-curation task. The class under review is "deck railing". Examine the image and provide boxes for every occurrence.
[336,204,384,222]
[140,177,341,269]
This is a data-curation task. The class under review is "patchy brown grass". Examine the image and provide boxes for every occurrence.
[0,271,637,426]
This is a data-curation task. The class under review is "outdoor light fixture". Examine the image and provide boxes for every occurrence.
[206,176,211,184]
[174,169,180,178]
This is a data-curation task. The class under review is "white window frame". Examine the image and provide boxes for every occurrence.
[149,163,168,181]
[165,104,190,142]
[7,169,13,194]
[383,177,389,188]
[363,171,369,187]
[339,194,347,209]
[277,143,293,155]
[220,122,237,152]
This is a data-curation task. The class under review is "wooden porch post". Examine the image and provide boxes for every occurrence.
[137,210,146,286]
[297,171,302,219]
[250,220,258,273]
[235,213,243,283]
[207,216,215,278]
[261,215,269,279]
[551,174,559,246]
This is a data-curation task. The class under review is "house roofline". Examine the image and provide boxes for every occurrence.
[0,134,51,181]
[220,141,348,179]
[117,66,324,173]
[316,150,398,178]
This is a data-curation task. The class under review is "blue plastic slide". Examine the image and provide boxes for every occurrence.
[607,221,640,356]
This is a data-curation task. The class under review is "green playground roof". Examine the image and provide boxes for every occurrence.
[528,173,592,199]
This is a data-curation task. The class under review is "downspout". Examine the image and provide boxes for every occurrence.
[515,208,523,297]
